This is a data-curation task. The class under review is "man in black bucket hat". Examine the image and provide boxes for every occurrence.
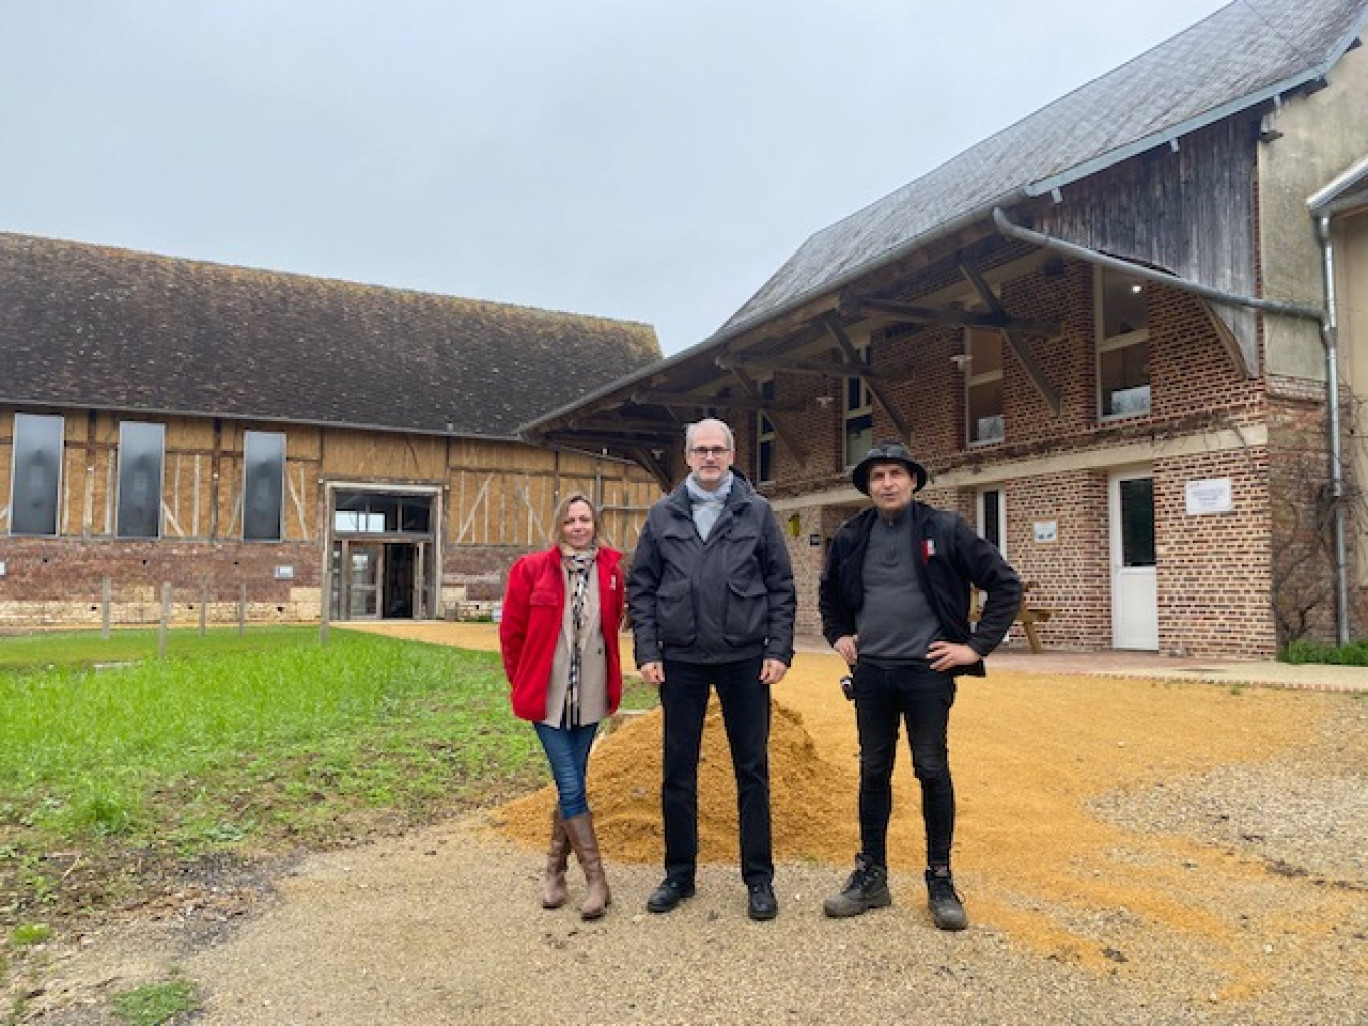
[819,441,1020,930]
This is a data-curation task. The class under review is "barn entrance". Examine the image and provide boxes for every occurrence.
[328,487,439,620]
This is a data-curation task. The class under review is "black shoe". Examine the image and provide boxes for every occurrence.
[646,877,695,914]
[823,855,892,918]
[747,881,778,921]
[925,868,968,931]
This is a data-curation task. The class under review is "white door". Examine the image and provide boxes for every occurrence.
[1109,470,1158,650]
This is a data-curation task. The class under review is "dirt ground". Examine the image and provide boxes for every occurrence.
[14,622,1368,1024]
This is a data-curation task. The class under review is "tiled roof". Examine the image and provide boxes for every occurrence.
[720,0,1368,338]
[0,232,660,437]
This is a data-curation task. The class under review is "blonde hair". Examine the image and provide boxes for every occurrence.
[549,491,603,548]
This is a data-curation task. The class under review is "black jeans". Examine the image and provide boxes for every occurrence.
[852,662,957,869]
[659,656,773,885]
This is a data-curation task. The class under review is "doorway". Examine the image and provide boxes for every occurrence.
[328,487,438,620]
[1109,470,1158,650]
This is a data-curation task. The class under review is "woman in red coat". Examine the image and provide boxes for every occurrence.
[499,492,625,919]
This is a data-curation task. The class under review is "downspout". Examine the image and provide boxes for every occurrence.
[1315,214,1351,646]
[992,207,1349,645]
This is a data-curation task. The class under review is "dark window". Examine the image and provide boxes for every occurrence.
[243,431,286,541]
[980,488,1003,552]
[116,422,165,539]
[10,413,63,536]
[966,329,1004,444]
[1098,268,1151,418]
[756,377,775,483]
[1119,477,1156,567]
[844,344,874,467]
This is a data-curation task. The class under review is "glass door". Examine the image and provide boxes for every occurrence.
[346,542,383,619]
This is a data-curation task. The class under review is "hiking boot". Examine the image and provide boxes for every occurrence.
[823,856,891,918]
[925,868,968,931]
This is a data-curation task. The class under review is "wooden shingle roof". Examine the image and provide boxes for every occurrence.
[0,232,660,437]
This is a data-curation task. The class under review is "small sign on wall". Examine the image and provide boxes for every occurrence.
[809,533,822,547]
[1185,478,1233,515]
[0,560,6,576]
[274,565,295,580]
[1033,521,1058,544]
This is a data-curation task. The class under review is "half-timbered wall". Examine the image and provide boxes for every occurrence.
[0,409,658,625]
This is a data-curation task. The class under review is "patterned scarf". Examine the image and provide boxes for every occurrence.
[560,546,597,727]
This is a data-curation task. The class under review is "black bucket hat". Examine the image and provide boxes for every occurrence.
[852,441,928,495]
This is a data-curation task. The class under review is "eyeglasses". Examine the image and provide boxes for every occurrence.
[688,446,731,458]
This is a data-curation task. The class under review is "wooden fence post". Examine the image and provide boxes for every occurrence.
[102,577,112,640]
[238,582,247,636]
[158,581,171,657]
[320,566,331,645]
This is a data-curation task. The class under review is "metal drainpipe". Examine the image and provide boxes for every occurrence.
[1316,214,1351,646]
[991,206,1349,645]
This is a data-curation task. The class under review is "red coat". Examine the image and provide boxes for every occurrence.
[499,546,626,722]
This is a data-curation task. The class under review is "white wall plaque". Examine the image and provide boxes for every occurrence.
[1033,521,1058,544]
[1185,478,1233,515]
[274,564,295,580]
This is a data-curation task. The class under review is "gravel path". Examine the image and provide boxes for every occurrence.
[18,629,1368,1025]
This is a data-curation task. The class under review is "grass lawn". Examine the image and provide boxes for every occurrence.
[0,626,654,931]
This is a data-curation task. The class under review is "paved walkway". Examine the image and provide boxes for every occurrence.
[353,621,1368,694]
[925,643,1368,692]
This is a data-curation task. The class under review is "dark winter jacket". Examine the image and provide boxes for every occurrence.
[628,476,796,667]
[818,502,1021,677]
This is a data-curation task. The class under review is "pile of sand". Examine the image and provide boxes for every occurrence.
[493,698,860,865]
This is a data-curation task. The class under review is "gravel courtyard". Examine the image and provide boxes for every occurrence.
[22,624,1368,1025]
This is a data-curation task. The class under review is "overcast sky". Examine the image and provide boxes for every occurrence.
[1,0,1233,357]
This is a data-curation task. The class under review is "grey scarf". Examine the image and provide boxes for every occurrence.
[685,472,734,541]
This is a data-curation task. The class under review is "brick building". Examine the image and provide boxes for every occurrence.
[0,233,662,626]
[525,0,1368,658]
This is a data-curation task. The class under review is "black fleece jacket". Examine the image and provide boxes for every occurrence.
[818,502,1022,677]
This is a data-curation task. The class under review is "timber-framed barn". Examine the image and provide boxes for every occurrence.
[525,0,1368,658]
[0,232,662,626]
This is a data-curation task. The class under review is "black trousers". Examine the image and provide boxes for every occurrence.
[852,662,957,869]
[659,655,773,885]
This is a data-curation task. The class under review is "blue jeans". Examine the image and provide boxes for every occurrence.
[533,721,599,819]
[660,656,773,885]
[852,662,957,869]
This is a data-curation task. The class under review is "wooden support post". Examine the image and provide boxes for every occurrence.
[199,582,208,636]
[158,581,171,658]
[238,582,247,636]
[320,566,331,645]
[102,577,112,640]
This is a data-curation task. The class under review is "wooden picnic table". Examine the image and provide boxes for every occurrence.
[972,581,1058,653]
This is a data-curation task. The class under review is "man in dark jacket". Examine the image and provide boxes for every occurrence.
[628,417,796,922]
[819,441,1020,930]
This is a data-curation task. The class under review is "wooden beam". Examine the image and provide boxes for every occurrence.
[630,390,803,412]
[821,313,913,441]
[957,260,1063,417]
[727,366,808,462]
[851,296,1058,336]
[717,353,888,380]
[627,447,674,492]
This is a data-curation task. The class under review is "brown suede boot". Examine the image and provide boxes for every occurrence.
[564,812,611,920]
[542,808,570,910]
